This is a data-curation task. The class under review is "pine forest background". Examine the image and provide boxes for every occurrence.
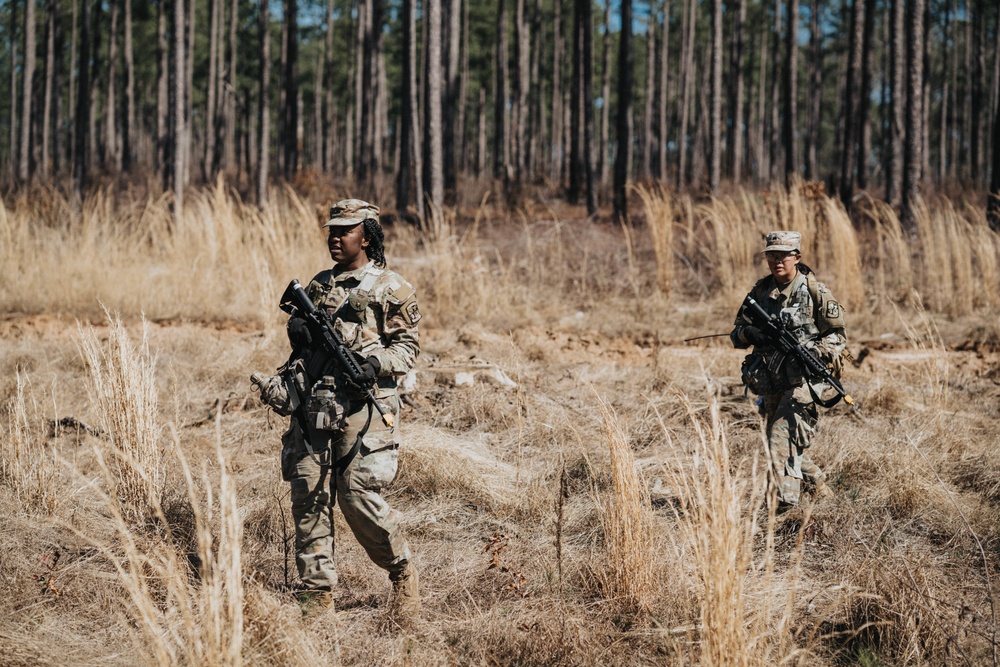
[0,0,999,224]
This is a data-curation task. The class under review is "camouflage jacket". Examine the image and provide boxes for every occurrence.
[301,261,421,398]
[731,269,847,391]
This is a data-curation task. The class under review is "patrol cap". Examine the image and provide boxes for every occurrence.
[763,230,802,253]
[324,199,380,227]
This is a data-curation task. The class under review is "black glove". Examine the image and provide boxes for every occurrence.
[347,351,381,389]
[741,326,769,346]
[287,316,312,349]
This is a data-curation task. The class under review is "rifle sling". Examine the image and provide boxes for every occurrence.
[807,381,843,409]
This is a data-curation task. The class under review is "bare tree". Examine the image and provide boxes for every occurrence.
[768,0,780,181]
[839,0,864,205]
[709,0,722,192]
[613,0,633,220]
[106,0,120,171]
[444,0,460,192]
[494,0,509,183]
[281,0,298,178]
[225,0,237,171]
[657,0,671,181]
[397,0,424,220]
[20,0,36,182]
[174,0,186,212]
[550,0,563,183]
[677,0,695,188]
[902,0,924,231]
[599,0,611,186]
[989,87,1000,229]
[782,0,798,181]
[74,0,91,198]
[805,0,821,181]
[728,0,745,183]
[8,1,18,179]
[322,0,334,172]
[123,0,134,172]
[513,0,529,186]
[425,0,444,210]
[204,0,219,179]
[857,0,875,190]
[887,0,905,205]
[157,0,168,184]
[257,0,270,206]
[580,0,597,214]
[642,15,656,181]
[42,0,57,179]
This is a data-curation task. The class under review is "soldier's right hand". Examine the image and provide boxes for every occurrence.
[287,316,313,349]
[741,326,768,346]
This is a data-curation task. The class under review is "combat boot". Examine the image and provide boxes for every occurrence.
[295,588,334,617]
[813,483,834,499]
[389,563,421,627]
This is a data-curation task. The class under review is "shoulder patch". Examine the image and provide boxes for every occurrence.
[403,299,422,325]
[826,301,841,319]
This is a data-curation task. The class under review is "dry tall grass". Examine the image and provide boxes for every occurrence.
[0,370,59,513]
[78,311,163,520]
[635,183,675,295]
[592,397,657,612]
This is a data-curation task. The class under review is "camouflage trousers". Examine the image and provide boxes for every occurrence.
[762,385,825,506]
[281,394,412,591]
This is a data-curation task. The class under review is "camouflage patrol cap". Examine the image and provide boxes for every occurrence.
[763,230,802,253]
[324,199,381,227]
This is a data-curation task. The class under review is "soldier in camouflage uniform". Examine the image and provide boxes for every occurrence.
[277,199,421,618]
[730,231,847,508]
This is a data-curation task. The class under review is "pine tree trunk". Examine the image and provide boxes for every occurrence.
[282,0,297,178]
[184,0,193,185]
[902,0,924,231]
[225,0,237,172]
[805,0,820,181]
[157,0,168,184]
[613,0,633,220]
[599,0,611,186]
[425,0,444,210]
[457,0,468,173]
[782,0,797,182]
[20,0,36,182]
[106,0,119,171]
[550,0,563,183]
[581,0,596,214]
[989,87,1000,229]
[677,0,695,189]
[88,1,101,171]
[257,0,270,205]
[768,0,780,182]
[9,1,18,179]
[755,16,768,183]
[857,0,874,190]
[494,0,509,183]
[174,0,186,211]
[839,0,863,204]
[396,0,422,219]
[971,0,985,183]
[513,0,529,187]
[938,0,951,183]
[444,0,460,191]
[323,0,333,173]
[658,0,670,181]
[42,0,56,179]
[709,0,721,192]
[74,0,91,198]
[123,0,134,172]
[729,0,745,183]
[204,0,218,179]
[643,15,655,182]
[528,0,542,175]
[887,0,905,205]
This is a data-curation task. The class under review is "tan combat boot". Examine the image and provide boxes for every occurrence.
[390,563,421,627]
[814,483,834,499]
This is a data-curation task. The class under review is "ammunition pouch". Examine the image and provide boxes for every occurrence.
[255,358,308,416]
[306,383,350,432]
[741,353,790,396]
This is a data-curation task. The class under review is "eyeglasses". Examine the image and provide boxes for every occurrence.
[764,252,799,263]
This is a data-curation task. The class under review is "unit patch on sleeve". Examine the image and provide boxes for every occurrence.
[403,299,422,325]
[826,301,841,319]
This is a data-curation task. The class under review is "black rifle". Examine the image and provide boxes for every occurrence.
[741,295,855,408]
[280,279,395,429]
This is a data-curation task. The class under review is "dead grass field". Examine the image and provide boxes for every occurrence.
[2,183,1000,665]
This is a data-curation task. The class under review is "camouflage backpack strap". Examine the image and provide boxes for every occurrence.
[803,270,823,321]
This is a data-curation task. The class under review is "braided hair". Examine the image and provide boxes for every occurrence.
[363,217,386,267]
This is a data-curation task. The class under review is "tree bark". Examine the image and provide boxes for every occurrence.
[204,0,219,179]
[658,0,670,181]
[729,0,745,183]
[425,0,444,210]
[184,0,193,185]
[550,0,563,183]
[20,0,36,182]
[282,0,297,178]
[105,0,119,171]
[123,0,134,172]
[157,0,168,185]
[709,0,722,192]
[396,0,422,218]
[74,0,91,198]
[513,0,529,187]
[989,81,1000,229]
[322,0,333,173]
[642,15,656,182]
[257,0,270,205]
[493,0,509,183]
[444,0,460,191]
[613,0,633,220]
[9,1,18,179]
[174,0,186,211]
[782,0,798,182]
[42,0,56,179]
[805,0,821,181]
[839,0,863,205]
[857,0,874,190]
[887,0,904,205]
[902,0,924,231]
[225,0,237,171]
[581,0,596,215]
[971,0,985,183]
[677,0,695,189]
[599,0,611,186]
[768,0,780,182]
[938,0,951,183]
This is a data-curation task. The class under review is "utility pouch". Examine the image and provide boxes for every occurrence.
[306,386,349,432]
[253,363,304,417]
[279,424,304,481]
[742,353,781,396]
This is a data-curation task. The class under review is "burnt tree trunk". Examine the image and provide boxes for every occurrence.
[902,0,924,231]
[257,0,270,205]
[613,0,633,221]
